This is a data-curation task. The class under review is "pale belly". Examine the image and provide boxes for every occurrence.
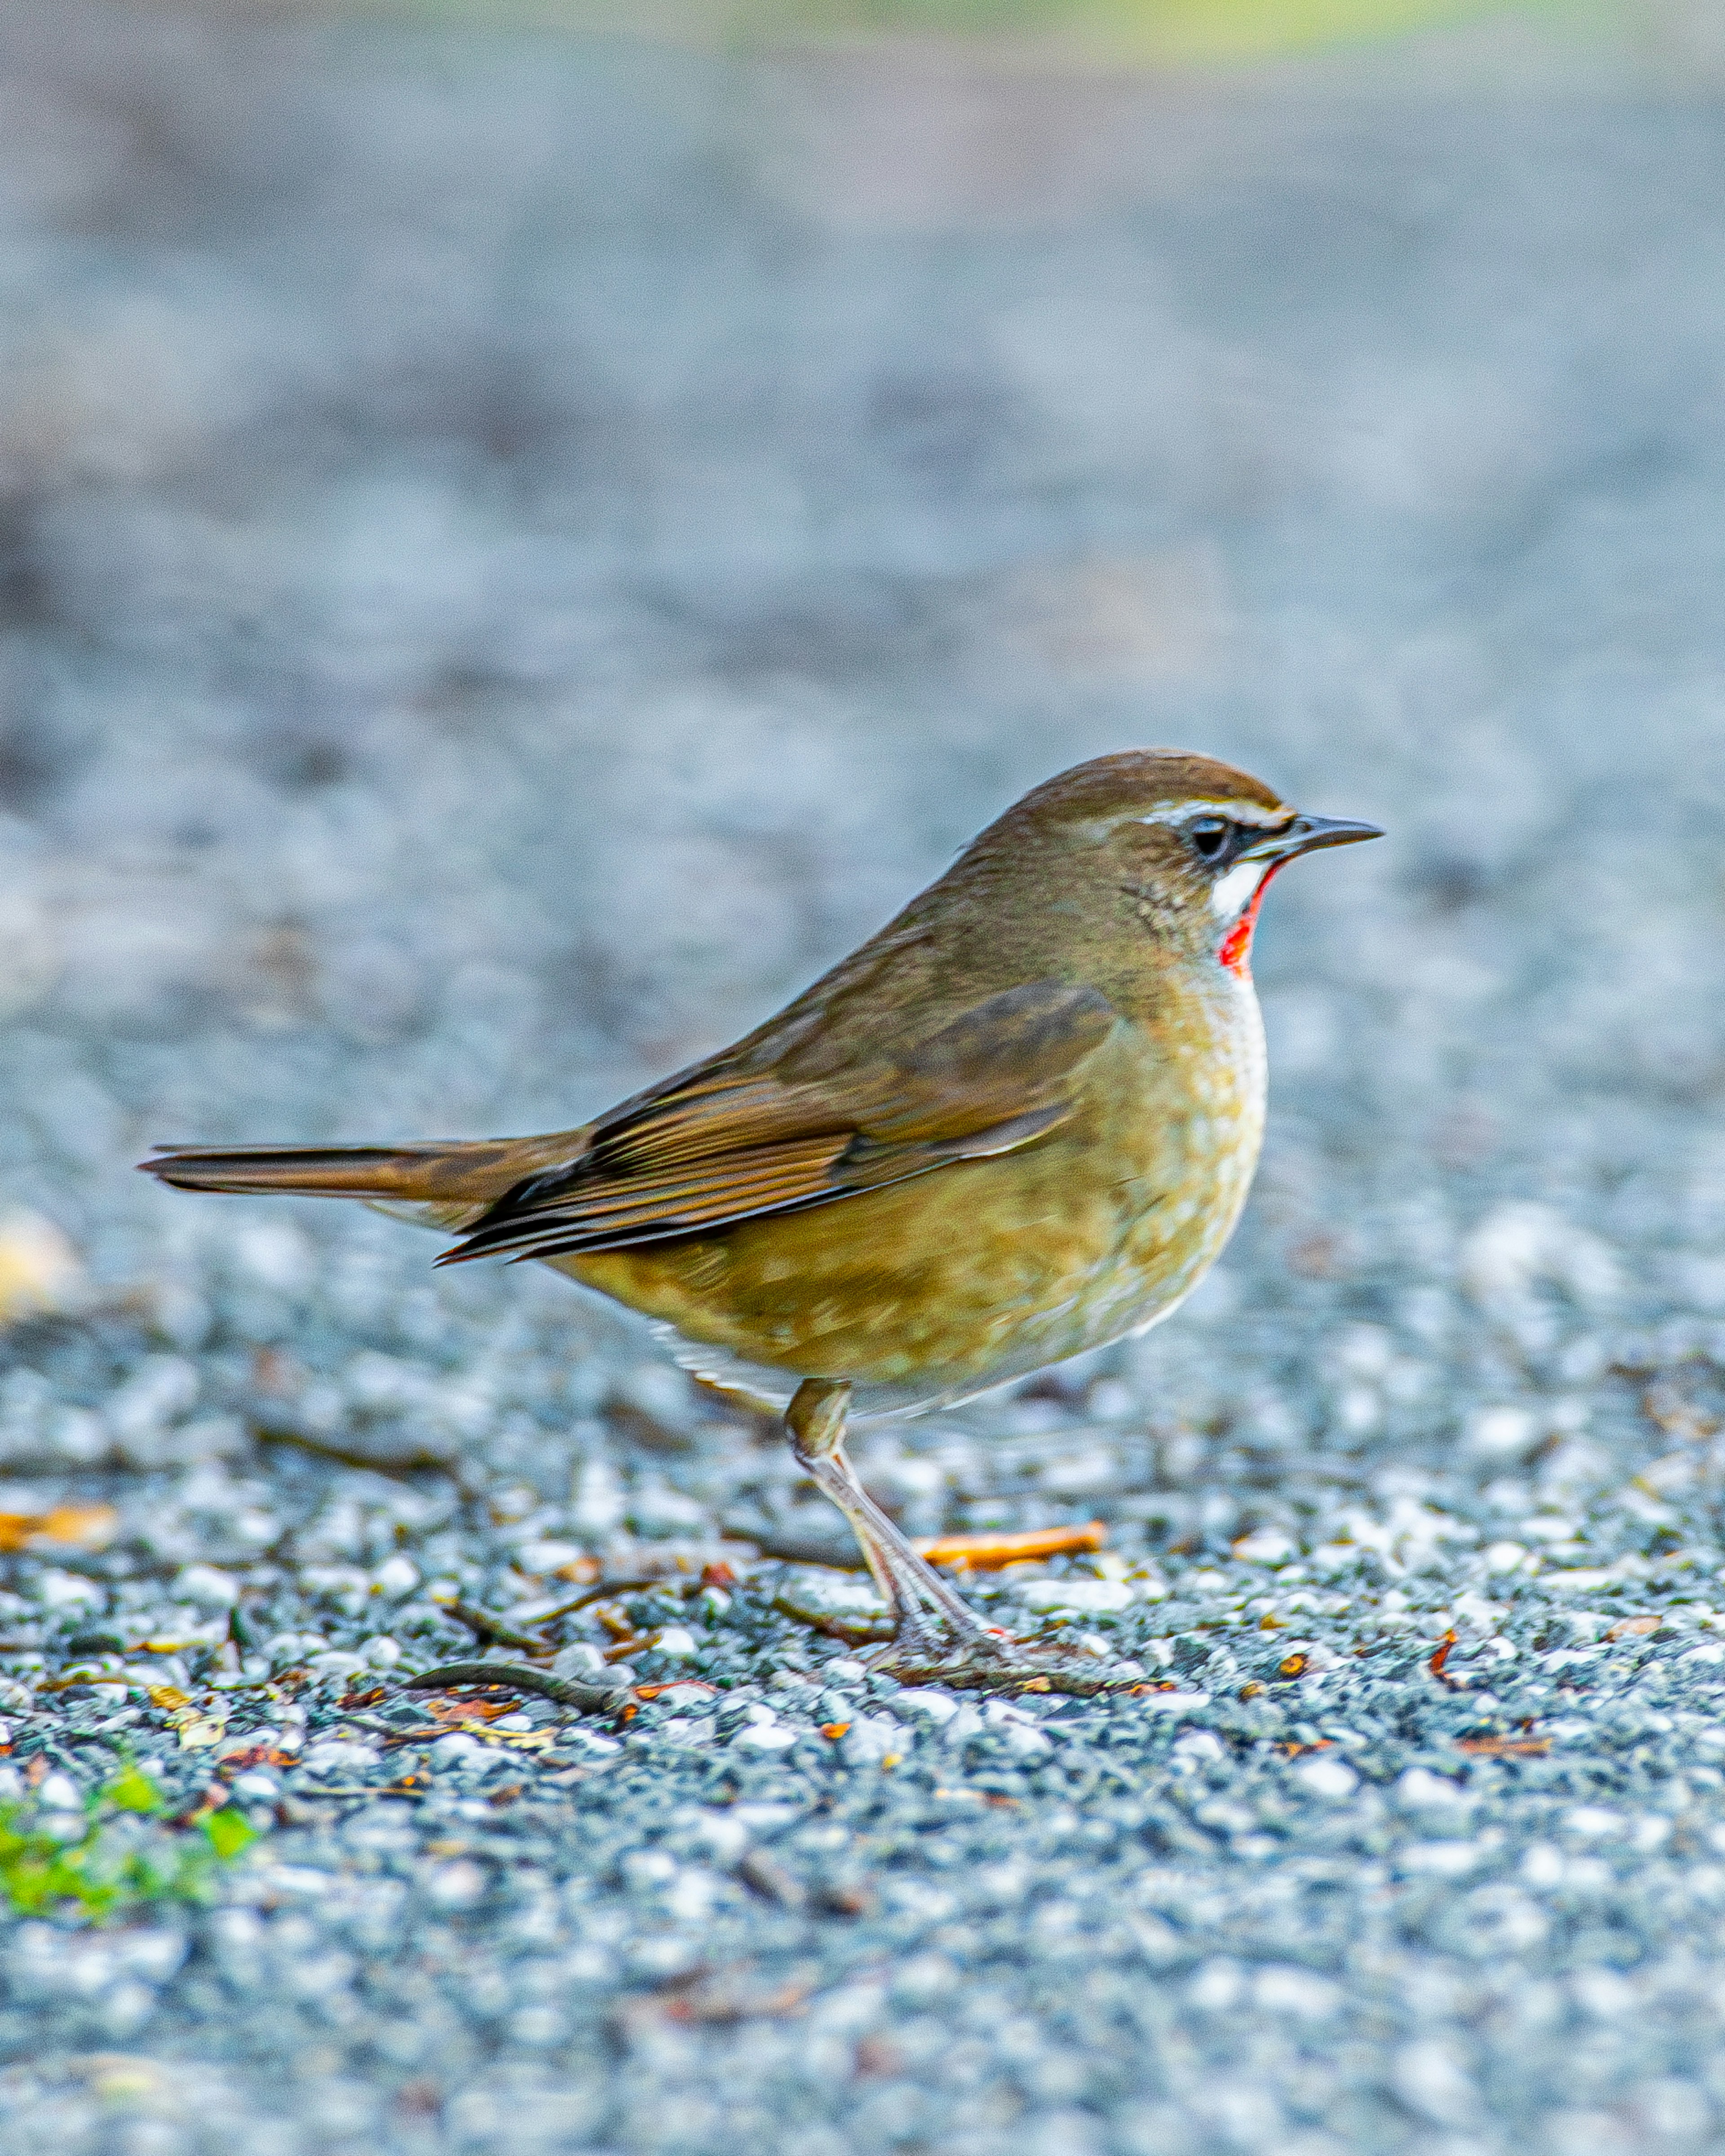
[561,987,1267,1419]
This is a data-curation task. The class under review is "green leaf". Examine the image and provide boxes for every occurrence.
[0,1772,259,1919]
[106,1764,169,1815]
[201,1807,258,1861]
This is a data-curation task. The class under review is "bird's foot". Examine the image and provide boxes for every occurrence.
[781,1380,1145,1698]
[868,1620,1144,1699]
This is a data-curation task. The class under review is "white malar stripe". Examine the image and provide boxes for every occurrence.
[1210,859,1270,920]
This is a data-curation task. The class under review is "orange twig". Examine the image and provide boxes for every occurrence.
[915,1522,1107,1572]
[1429,1629,1462,1688]
[0,1504,116,1553]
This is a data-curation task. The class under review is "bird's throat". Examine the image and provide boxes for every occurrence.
[1216,865,1280,976]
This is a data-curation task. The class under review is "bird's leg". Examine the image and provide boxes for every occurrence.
[785,1378,1146,1697]
[785,1379,993,1659]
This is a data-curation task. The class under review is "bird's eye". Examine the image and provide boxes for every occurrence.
[1187,817,1233,861]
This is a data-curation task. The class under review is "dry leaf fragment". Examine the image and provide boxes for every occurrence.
[738,1851,806,1908]
[217,1743,296,1771]
[1606,1615,1660,1641]
[661,1973,812,2024]
[0,1504,116,1553]
[420,1695,518,1724]
[147,1685,190,1712]
[1455,1734,1551,1759]
[1644,1382,1720,1443]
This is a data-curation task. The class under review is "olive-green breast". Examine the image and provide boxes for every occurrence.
[560,970,1266,1411]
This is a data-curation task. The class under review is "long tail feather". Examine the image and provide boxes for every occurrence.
[140,1132,587,1208]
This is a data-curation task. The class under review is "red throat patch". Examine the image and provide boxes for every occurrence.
[1216,863,1282,976]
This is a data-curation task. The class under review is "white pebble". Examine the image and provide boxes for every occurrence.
[1392,2040,1477,2127]
[301,1740,380,1771]
[0,1210,85,1324]
[1396,1767,1469,1811]
[1398,1841,1479,1877]
[1466,1407,1540,1464]
[1293,1756,1358,1800]
[172,1564,239,1609]
[1233,1527,1295,1564]
[734,1722,798,1751]
[428,1734,483,1766]
[35,1570,102,1611]
[426,1860,488,1908]
[894,1689,959,1723]
[840,1714,902,1765]
[1017,1577,1132,1614]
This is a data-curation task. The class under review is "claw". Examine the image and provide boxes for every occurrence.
[869,1635,1143,1698]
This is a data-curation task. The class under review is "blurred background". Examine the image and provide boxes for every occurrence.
[4,17,1725,2130]
[0,0,1721,1302]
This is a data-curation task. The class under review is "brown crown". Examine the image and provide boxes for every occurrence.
[970,750,1287,851]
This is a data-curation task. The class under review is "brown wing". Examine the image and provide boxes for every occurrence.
[440,980,1118,1264]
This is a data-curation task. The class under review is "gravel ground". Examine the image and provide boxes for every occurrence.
[1,7,1725,2152]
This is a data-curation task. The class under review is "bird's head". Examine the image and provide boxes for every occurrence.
[964,750,1382,981]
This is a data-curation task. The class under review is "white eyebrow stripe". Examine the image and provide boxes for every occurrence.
[1133,799,1287,830]
[1210,858,1271,920]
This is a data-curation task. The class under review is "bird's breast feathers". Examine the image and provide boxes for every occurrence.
[562,974,1267,1414]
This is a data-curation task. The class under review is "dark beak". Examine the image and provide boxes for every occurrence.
[1240,812,1384,865]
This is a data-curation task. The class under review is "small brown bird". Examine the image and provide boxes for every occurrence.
[142,751,1378,1688]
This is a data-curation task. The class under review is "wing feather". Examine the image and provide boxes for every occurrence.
[441,980,1117,1264]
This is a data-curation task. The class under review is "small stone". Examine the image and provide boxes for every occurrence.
[0,1211,84,1324]
[301,1739,380,1772]
[1017,1578,1133,1614]
[371,1555,419,1598]
[172,1563,240,1608]
[1292,1756,1358,1800]
[425,1860,488,1908]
